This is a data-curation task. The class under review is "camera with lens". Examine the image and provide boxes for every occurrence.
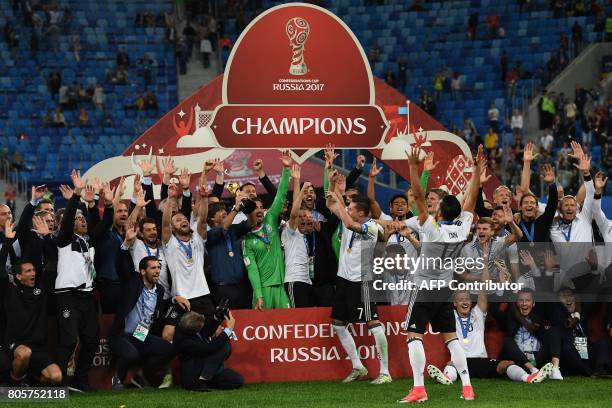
[214,298,231,321]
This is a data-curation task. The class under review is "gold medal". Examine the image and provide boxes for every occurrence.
[347,248,352,253]
[463,338,469,344]
[186,258,194,264]
[228,251,234,257]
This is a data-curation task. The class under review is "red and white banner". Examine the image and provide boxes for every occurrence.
[69,306,506,388]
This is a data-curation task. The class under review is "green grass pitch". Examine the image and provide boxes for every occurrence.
[13,377,612,407]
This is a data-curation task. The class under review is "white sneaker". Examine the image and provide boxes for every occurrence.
[370,373,392,385]
[342,367,368,383]
[526,363,553,383]
[427,364,453,385]
[549,367,564,380]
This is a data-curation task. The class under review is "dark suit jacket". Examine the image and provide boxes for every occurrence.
[174,326,231,389]
[110,247,165,338]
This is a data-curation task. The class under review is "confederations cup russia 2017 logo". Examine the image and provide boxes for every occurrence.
[286,17,310,75]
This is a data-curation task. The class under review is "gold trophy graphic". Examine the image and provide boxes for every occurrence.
[286,17,310,75]
[227,182,240,195]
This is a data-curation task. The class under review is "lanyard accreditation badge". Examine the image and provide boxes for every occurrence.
[573,323,588,359]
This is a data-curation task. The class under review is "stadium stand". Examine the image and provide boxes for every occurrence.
[0,0,177,184]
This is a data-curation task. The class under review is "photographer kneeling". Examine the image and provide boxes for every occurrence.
[175,310,243,392]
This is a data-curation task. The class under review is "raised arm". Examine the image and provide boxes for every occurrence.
[540,164,559,222]
[89,181,117,241]
[569,143,594,219]
[196,175,209,240]
[56,170,86,247]
[0,220,18,280]
[253,158,277,197]
[162,184,180,244]
[367,158,383,219]
[346,154,365,189]
[501,206,523,246]
[266,152,292,221]
[290,181,311,230]
[406,147,427,225]
[462,145,484,213]
[116,223,139,283]
[593,172,611,235]
[520,142,538,194]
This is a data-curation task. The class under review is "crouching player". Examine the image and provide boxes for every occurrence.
[427,263,553,385]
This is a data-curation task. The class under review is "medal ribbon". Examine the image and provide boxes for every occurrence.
[519,221,535,243]
[176,238,193,259]
[561,222,572,242]
[457,312,472,340]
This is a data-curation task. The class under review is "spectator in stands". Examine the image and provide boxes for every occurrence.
[183,22,197,60]
[385,69,396,89]
[51,106,67,128]
[71,34,81,62]
[572,22,583,57]
[117,47,130,69]
[4,186,16,213]
[219,34,232,51]
[47,70,62,100]
[44,20,60,53]
[368,45,380,64]
[488,103,500,133]
[602,142,612,173]
[484,127,499,153]
[467,12,479,39]
[500,50,508,82]
[29,30,38,58]
[4,22,19,57]
[200,36,213,68]
[546,53,558,84]
[553,0,565,18]
[462,117,479,148]
[144,91,158,111]
[511,109,523,139]
[11,152,25,172]
[397,55,408,90]
[451,72,462,101]
[92,84,105,108]
[177,36,189,75]
[564,98,578,125]
[140,54,154,86]
[506,67,518,98]
[539,129,555,153]
[78,107,89,127]
[539,90,556,130]
[115,67,129,85]
[486,10,499,38]
[433,72,444,102]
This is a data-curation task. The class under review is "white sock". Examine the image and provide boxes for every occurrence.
[446,339,471,386]
[528,366,538,374]
[408,339,426,387]
[333,324,364,370]
[369,325,389,376]
[506,364,529,382]
[444,365,458,382]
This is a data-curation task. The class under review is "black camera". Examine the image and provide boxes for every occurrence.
[214,298,231,321]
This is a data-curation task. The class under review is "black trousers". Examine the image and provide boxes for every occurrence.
[211,282,251,310]
[208,367,244,390]
[96,280,121,314]
[560,337,610,376]
[311,282,335,307]
[56,291,100,385]
[285,282,314,308]
[0,346,9,383]
[109,334,175,382]
[201,342,231,381]
[500,326,561,368]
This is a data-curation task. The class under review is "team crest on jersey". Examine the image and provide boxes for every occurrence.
[170,310,179,319]
[62,309,71,318]
[33,288,41,296]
